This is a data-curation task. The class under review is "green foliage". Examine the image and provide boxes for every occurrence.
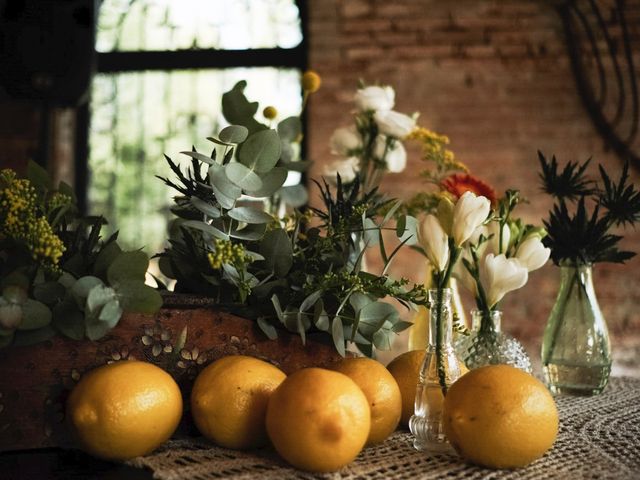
[158,123,428,357]
[539,152,640,265]
[0,163,162,347]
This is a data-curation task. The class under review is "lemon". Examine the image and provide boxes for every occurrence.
[66,361,182,461]
[334,357,401,445]
[443,365,559,469]
[266,368,370,472]
[386,350,426,426]
[190,355,286,449]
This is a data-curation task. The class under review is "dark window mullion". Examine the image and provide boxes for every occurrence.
[97,46,306,73]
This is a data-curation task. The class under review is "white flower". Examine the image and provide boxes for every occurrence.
[515,237,551,272]
[329,126,361,156]
[373,110,416,139]
[418,214,449,272]
[482,253,528,308]
[452,191,491,247]
[487,221,511,255]
[374,136,406,173]
[354,85,395,112]
[323,157,360,183]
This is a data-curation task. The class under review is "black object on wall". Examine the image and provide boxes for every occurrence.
[0,0,96,106]
[557,0,640,169]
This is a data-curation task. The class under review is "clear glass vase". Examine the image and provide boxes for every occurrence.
[409,288,466,452]
[455,310,532,373]
[408,262,467,350]
[541,264,612,395]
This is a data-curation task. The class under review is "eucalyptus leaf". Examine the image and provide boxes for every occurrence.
[107,251,149,284]
[229,223,266,240]
[279,159,310,172]
[277,116,302,142]
[373,330,393,350]
[245,167,288,198]
[190,197,221,218]
[296,314,306,345]
[209,163,241,208]
[395,215,407,238]
[349,292,373,312]
[32,282,65,305]
[98,299,123,325]
[300,290,322,312]
[17,299,52,330]
[271,294,284,321]
[313,302,330,331]
[357,302,398,336]
[228,206,273,224]
[85,319,112,341]
[86,285,117,313]
[181,220,230,240]
[93,241,123,279]
[238,129,281,173]
[219,125,249,144]
[260,229,293,278]
[257,317,278,340]
[27,160,51,191]
[392,320,413,333]
[382,199,403,226]
[331,316,346,357]
[225,162,263,191]
[70,276,104,306]
[116,280,163,314]
[278,184,308,208]
[221,80,267,133]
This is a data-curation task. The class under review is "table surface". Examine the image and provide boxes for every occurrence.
[2,376,639,479]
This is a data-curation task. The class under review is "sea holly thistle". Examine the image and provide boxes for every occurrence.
[538,152,640,266]
[0,163,161,348]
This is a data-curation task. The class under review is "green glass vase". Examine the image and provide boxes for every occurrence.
[541,264,612,395]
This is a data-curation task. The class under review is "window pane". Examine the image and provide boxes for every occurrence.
[88,68,302,253]
[96,0,303,52]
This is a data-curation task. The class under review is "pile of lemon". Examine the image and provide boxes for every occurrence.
[67,351,558,472]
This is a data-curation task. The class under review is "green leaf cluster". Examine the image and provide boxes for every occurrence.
[0,164,162,347]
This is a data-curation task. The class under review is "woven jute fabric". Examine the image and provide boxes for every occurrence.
[129,377,640,479]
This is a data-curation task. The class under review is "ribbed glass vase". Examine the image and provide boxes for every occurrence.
[409,288,466,452]
[455,310,532,373]
[541,264,611,395]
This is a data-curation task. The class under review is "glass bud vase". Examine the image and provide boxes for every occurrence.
[409,288,466,452]
[408,262,467,350]
[542,264,612,395]
[455,310,532,373]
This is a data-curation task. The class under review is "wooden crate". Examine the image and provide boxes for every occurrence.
[0,295,344,452]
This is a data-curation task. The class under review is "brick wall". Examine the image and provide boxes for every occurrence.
[306,0,640,367]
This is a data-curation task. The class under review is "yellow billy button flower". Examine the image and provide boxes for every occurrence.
[302,70,321,93]
[263,106,278,120]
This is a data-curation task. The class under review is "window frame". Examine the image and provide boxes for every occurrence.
[75,0,308,214]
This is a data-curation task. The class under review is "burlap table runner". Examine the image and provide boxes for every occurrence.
[129,376,640,479]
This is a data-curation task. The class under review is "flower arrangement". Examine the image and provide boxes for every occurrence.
[157,74,428,357]
[0,164,162,348]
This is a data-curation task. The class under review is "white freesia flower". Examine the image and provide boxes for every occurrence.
[373,110,416,139]
[329,126,361,156]
[418,214,450,272]
[487,221,511,255]
[354,85,395,112]
[515,237,551,272]
[452,191,491,247]
[482,253,528,308]
[323,157,360,183]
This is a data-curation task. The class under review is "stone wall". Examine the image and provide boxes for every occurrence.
[306,0,640,368]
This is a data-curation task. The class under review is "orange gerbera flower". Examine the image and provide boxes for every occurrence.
[441,173,497,205]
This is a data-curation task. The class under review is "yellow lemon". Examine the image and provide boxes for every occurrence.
[66,361,182,461]
[386,350,426,426]
[190,355,286,449]
[334,357,401,445]
[266,368,370,472]
[443,365,559,469]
